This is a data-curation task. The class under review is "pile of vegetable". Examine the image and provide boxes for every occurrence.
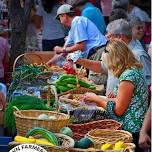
[13,127,132,151]
[53,74,96,93]
[101,141,128,151]
[8,64,47,101]
[14,127,59,146]
[4,95,50,135]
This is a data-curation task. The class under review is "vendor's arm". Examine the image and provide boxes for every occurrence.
[76,58,106,74]
[46,53,65,66]
[54,41,85,54]
[84,80,134,116]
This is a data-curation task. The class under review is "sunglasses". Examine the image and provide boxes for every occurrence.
[102,41,109,53]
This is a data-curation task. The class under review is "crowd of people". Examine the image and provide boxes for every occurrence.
[0,0,151,151]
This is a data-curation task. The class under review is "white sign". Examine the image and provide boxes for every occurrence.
[9,144,47,152]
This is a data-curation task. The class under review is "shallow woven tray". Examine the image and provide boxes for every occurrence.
[9,133,75,152]
[86,129,133,149]
[14,109,70,136]
[60,94,84,107]
[40,87,100,99]
[68,119,122,140]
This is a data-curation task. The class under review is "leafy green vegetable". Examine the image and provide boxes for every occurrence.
[4,95,51,135]
[8,64,46,101]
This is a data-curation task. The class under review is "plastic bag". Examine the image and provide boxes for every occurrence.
[63,60,76,74]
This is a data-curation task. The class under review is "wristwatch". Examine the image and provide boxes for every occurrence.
[63,47,67,54]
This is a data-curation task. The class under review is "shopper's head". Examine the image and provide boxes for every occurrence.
[109,8,128,22]
[106,19,132,43]
[56,4,76,27]
[112,0,129,10]
[102,38,142,77]
[129,16,145,40]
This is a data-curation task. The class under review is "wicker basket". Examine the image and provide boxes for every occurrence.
[14,109,70,136]
[9,133,75,152]
[70,143,135,152]
[59,87,100,96]
[40,87,100,99]
[68,119,122,140]
[86,129,133,149]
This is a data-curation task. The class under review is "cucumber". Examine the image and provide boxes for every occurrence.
[62,78,77,85]
[88,85,96,90]
[67,84,76,89]
[56,81,67,86]
[57,85,71,92]
[26,127,59,146]
[79,79,91,88]
[59,74,75,81]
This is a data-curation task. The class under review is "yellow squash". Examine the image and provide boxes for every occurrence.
[101,143,113,150]
[113,141,125,150]
[14,136,35,143]
[35,138,55,146]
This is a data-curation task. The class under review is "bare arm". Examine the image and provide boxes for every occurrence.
[65,41,85,53]
[113,81,134,116]
[138,103,151,149]
[140,104,151,133]
[55,41,85,54]
[76,58,106,74]
[84,80,134,116]
[32,15,42,29]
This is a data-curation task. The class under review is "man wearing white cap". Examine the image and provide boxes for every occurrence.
[47,4,107,65]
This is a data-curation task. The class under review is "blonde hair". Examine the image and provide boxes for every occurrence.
[102,38,143,77]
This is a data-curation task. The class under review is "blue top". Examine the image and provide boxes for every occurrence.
[107,67,148,133]
[65,16,107,57]
[82,2,106,34]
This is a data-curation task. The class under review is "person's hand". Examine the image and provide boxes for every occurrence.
[46,54,64,66]
[54,46,63,54]
[107,91,115,98]
[84,92,99,103]
[139,131,151,149]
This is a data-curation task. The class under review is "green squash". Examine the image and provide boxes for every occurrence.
[59,127,73,137]
[76,137,93,149]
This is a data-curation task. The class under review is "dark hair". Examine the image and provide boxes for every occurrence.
[66,12,76,17]
[112,0,129,10]
[71,0,89,8]
[41,0,60,13]
[128,0,134,5]
[109,8,128,22]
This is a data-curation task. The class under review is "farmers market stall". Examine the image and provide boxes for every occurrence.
[5,54,135,152]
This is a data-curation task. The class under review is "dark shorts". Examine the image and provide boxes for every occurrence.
[42,38,65,51]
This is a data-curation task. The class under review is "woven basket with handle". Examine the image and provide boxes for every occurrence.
[14,109,69,136]
[70,143,135,152]
[86,129,133,149]
[68,119,122,140]
[9,133,75,152]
